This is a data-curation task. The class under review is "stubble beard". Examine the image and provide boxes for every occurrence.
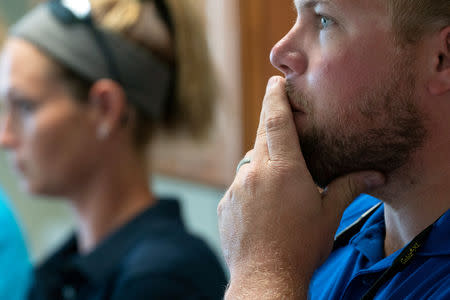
[287,56,427,189]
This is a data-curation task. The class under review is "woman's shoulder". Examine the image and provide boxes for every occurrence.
[112,225,227,299]
[110,200,227,297]
[122,225,224,277]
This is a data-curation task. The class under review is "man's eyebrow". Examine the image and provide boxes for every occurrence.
[294,0,334,10]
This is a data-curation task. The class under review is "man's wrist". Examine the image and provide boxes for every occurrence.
[225,266,310,300]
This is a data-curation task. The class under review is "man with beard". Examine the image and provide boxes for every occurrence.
[218,0,450,299]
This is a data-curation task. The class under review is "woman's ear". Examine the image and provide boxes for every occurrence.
[87,79,127,140]
[428,27,450,96]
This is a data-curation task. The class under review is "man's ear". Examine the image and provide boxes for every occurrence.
[87,79,127,140]
[428,26,450,96]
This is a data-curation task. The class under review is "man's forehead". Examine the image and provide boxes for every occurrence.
[293,0,388,16]
[294,0,385,9]
[294,0,338,9]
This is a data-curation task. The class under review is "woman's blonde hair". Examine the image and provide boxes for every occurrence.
[164,0,216,137]
[91,0,216,143]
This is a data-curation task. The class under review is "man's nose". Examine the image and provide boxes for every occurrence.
[270,26,307,77]
[0,114,19,149]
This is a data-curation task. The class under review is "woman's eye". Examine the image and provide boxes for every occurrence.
[15,99,38,114]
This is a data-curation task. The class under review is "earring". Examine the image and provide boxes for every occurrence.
[97,123,110,140]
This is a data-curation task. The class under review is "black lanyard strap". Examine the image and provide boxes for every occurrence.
[332,202,442,300]
[360,222,434,300]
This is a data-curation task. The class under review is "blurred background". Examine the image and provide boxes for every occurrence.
[0,0,295,265]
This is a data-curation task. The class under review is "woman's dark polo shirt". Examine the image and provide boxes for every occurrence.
[28,199,227,300]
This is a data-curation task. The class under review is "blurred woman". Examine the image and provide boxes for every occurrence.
[0,18,32,300]
[0,0,226,299]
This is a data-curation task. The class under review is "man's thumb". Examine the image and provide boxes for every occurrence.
[323,171,385,224]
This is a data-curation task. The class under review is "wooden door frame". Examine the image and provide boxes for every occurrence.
[239,0,296,152]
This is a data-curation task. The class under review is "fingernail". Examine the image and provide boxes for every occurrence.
[364,173,385,189]
[267,77,278,91]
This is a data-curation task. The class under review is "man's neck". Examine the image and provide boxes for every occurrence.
[375,129,450,256]
[381,171,449,256]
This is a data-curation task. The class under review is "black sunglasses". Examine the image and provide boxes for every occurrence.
[48,0,123,84]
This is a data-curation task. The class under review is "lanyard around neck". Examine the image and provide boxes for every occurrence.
[333,203,440,300]
[360,221,434,300]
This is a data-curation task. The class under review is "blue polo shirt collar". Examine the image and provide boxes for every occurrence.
[419,208,450,256]
[349,204,389,271]
[349,204,450,274]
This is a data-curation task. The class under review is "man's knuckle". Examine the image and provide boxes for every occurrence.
[256,127,266,139]
[265,114,289,133]
[269,159,294,175]
[242,169,257,185]
[239,168,260,194]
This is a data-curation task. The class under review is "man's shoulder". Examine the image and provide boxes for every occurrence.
[336,194,381,235]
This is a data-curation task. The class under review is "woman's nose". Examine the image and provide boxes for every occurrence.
[0,114,19,149]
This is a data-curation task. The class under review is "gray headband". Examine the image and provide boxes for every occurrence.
[10,3,171,119]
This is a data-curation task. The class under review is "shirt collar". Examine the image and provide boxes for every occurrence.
[419,208,450,256]
[350,205,450,266]
[350,204,386,264]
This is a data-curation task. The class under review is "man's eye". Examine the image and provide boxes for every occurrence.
[320,16,334,29]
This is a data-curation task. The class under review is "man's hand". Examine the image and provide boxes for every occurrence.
[218,76,385,299]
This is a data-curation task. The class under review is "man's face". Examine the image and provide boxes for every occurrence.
[270,0,426,188]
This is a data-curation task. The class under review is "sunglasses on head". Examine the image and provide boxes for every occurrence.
[48,0,123,84]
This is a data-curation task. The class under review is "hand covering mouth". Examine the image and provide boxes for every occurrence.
[287,93,305,114]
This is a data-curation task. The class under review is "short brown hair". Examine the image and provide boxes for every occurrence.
[388,0,450,44]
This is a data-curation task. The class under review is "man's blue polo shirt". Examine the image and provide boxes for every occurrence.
[309,194,450,299]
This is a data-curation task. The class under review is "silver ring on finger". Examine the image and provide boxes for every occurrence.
[236,157,251,173]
